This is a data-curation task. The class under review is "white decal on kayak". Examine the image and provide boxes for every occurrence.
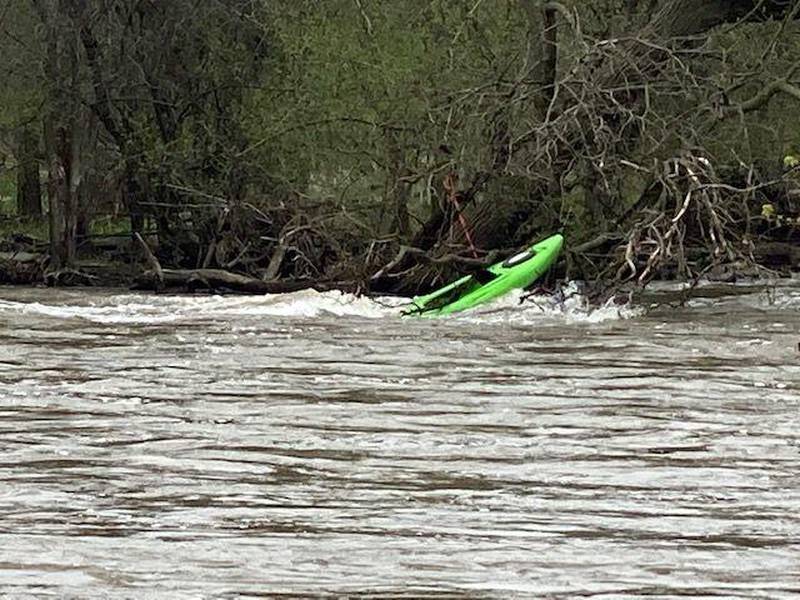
[505,251,532,266]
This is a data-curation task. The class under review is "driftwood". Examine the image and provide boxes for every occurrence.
[0,251,47,284]
[570,234,624,255]
[0,251,43,264]
[130,231,357,294]
[43,268,100,287]
[752,242,800,270]
[132,267,358,294]
[371,245,503,281]
[134,232,164,289]
[134,268,301,293]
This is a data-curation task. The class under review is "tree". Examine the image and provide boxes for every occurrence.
[16,127,41,217]
[0,0,45,220]
[3,0,798,287]
[405,0,800,281]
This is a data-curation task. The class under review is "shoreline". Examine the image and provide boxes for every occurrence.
[2,250,797,299]
[2,229,797,299]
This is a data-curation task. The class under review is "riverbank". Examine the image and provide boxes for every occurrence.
[2,229,797,299]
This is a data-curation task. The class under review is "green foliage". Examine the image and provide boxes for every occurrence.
[0,215,48,240]
[89,216,131,236]
[2,0,800,278]
[0,1,44,130]
[248,1,528,198]
[0,172,16,215]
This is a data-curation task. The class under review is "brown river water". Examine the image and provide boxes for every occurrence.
[0,281,799,598]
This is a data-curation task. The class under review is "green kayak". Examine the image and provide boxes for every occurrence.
[402,234,564,317]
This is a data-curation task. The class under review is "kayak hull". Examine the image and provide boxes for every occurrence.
[403,234,564,317]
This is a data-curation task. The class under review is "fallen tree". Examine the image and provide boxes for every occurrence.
[131,267,357,294]
[0,251,46,285]
[381,0,800,292]
[131,233,356,293]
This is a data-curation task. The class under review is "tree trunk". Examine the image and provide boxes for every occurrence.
[44,120,78,269]
[16,127,42,218]
[649,0,798,37]
[521,1,558,119]
[33,0,83,270]
[124,161,145,234]
[385,130,411,238]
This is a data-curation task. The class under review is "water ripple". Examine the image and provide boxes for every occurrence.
[0,284,799,597]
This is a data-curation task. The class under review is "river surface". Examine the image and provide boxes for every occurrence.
[0,281,799,598]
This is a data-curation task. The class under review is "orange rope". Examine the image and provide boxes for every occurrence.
[444,173,479,259]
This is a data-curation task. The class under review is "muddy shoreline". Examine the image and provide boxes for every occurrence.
[2,230,798,297]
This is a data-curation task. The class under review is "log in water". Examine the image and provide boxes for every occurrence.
[0,282,799,597]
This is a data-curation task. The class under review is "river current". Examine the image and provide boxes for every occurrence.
[0,281,799,598]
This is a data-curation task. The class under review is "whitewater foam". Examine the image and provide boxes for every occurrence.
[452,281,645,324]
[0,289,392,325]
[0,283,648,326]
